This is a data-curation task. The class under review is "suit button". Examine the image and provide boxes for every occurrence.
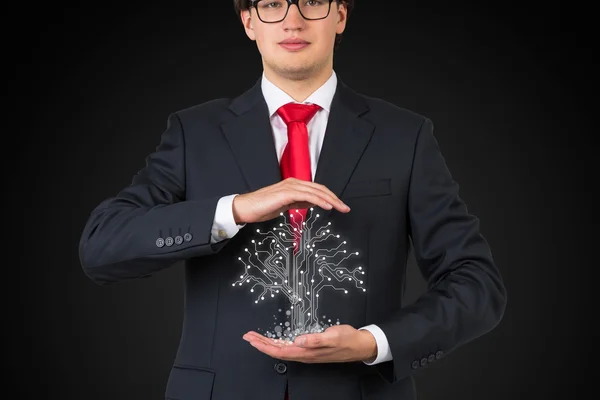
[156,238,165,247]
[184,233,193,242]
[274,362,287,374]
[411,360,419,370]
[428,354,435,362]
[435,350,443,359]
[165,237,174,246]
[218,229,228,239]
[420,357,427,367]
[175,235,183,245]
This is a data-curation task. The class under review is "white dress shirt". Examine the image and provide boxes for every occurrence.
[209,70,392,366]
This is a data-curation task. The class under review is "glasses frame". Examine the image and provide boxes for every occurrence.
[249,0,336,23]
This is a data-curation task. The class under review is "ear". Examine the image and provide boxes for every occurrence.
[335,2,347,34]
[241,9,256,41]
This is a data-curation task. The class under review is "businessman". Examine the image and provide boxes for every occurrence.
[78,0,507,399]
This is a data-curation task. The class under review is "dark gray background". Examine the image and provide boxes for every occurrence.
[12,1,591,399]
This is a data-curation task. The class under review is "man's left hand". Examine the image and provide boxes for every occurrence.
[242,324,377,363]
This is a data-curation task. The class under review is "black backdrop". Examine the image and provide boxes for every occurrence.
[12,1,591,399]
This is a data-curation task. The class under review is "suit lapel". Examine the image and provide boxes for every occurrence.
[313,79,374,221]
[220,76,375,221]
[221,78,282,193]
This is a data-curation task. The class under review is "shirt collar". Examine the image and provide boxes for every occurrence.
[261,70,337,117]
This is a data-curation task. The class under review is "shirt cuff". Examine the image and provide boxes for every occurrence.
[359,324,393,365]
[210,194,246,243]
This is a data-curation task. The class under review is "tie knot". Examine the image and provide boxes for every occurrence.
[276,102,322,125]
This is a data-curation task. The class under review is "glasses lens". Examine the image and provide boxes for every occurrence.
[299,0,330,20]
[256,0,331,22]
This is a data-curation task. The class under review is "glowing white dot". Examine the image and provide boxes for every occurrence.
[274,282,277,285]
[247,266,250,269]
[322,257,325,260]
[311,279,314,283]
[338,271,342,274]
[272,239,275,243]
[261,297,264,300]
[255,252,258,256]
[280,212,283,216]
[317,214,320,217]
[271,294,274,297]
[280,223,283,226]
[345,290,348,294]
[251,240,255,243]
[256,229,260,232]
[251,289,254,292]
[231,283,235,286]
[279,256,283,260]
[238,257,241,260]
[348,278,351,281]
[316,294,319,297]
[336,235,340,238]
[308,313,311,316]
[245,248,248,251]
[327,230,330,233]
[239,283,242,286]
[263,269,267,272]
[328,278,331,281]
[285,280,288,283]
[300,271,304,274]
[255,300,258,303]
[356,252,359,255]
[360,281,363,284]
[359,267,362,270]
[343,241,346,244]
[307,292,310,295]
[299,282,302,285]
[363,289,366,292]
[344,250,346,253]
[247,279,250,282]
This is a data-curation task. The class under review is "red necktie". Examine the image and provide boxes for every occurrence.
[277,102,321,256]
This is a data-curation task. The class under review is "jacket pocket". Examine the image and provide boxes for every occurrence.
[165,364,215,400]
[342,178,392,199]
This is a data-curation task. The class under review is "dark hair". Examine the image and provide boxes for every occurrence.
[233,0,354,49]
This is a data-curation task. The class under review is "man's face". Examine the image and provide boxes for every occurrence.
[241,1,347,80]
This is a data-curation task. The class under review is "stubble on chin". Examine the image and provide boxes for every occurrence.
[266,59,322,82]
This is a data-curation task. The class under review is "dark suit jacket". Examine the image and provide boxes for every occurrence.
[78,76,507,400]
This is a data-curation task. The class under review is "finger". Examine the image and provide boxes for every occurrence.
[248,338,309,361]
[244,332,289,347]
[282,189,336,211]
[288,186,350,213]
[294,332,337,349]
[289,179,350,211]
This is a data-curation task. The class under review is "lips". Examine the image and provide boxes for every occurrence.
[279,39,310,50]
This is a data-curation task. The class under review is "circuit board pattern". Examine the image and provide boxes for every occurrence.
[232,207,366,342]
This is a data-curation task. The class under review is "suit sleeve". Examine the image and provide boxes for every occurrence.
[78,113,231,285]
[374,118,507,383]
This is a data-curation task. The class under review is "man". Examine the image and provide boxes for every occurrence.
[78,0,507,399]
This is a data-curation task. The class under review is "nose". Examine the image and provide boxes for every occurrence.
[282,4,306,29]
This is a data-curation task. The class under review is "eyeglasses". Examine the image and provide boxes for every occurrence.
[249,0,336,23]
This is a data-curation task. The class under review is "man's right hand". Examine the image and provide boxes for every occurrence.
[232,178,351,224]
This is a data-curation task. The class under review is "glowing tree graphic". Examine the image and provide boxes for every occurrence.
[231,207,367,342]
